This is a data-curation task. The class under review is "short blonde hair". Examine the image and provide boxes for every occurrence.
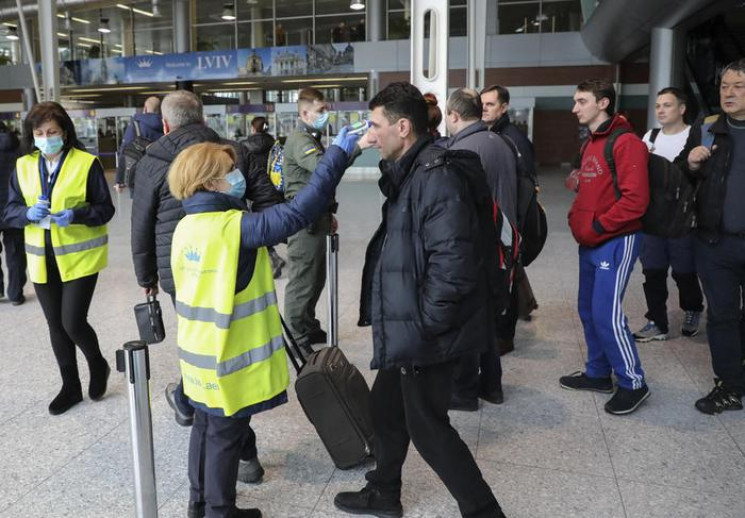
[168,142,236,200]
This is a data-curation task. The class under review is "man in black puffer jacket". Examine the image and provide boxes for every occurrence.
[131,90,280,485]
[0,122,25,304]
[334,82,504,518]
[132,91,281,297]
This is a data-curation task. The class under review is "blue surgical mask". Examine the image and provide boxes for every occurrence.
[312,111,329,130]
[224,169,246,199]
[35,135,64,156]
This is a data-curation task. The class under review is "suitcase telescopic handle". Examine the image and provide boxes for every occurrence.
[280,315,305,374]
[326,233,339,348]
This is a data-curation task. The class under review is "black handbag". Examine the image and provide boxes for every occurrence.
[134,294,165,344]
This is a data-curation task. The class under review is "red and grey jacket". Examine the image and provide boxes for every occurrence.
[568,114,649,247]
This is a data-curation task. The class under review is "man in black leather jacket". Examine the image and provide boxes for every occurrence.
[130,90,280,484]
[681,58,745,415]
[334,82,505,518]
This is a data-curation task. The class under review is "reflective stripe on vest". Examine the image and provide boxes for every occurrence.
[174,290,278,330]
[179,334,285,377]
[25,234,109,257]
[172,210,289,416]
[16,149,108,283]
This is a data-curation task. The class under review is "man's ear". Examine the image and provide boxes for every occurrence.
[163,119,171,135]
[398,118,412,139]
[598,97,610,112]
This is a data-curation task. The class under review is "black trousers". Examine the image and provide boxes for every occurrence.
[366,362,501,518]
[642,269,704,333]
[189,409,254,518]
[0,228,26,301]
[453,346,502,401]
[33,252,105,381]
[694,236,745,394]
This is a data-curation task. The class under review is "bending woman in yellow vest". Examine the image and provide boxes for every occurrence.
[4,102,115,416]
[168,130,358,518]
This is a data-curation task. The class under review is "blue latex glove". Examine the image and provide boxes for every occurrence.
[51,209,74,227]
[332,126,360,156]
[26,202,50,222]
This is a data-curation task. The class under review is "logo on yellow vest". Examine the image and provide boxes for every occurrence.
[185,247,201,263]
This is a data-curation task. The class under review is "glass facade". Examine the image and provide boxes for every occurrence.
[0,0,585,65]
[387,0,468,39]
[498,0,584,35]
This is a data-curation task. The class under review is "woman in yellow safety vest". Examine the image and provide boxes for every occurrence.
[4,102,114,416]
[168,131,357,518]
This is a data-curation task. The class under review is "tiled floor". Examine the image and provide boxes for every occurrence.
[1,169,743,518]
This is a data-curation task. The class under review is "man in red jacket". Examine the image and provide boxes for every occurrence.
[560,79,651,415]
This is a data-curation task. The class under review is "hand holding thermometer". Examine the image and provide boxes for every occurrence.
[348,120,370,135]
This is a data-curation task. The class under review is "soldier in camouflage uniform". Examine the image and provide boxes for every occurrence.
[283,88,335,350]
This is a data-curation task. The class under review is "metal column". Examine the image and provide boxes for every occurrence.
[174,0,190,53]
[648,27,675,130]
[37,0,59,102]
[467,0,487,91]
[411,0,449,136]
[368,0,384,42]
[117,341,158,518]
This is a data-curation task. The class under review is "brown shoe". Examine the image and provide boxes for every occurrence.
[497,337,514,356]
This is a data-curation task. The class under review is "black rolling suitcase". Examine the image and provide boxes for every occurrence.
[283,234,374,469]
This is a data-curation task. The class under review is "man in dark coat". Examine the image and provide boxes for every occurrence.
[114,96,164,190]
[481,84,539,352]
[444,88,518,410]
[240,115,286,277]
[682,58,745,415]
[334,82,505,518]
[0,122,25,304]
[130,89,281,485]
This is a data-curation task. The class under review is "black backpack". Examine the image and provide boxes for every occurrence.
[603,128,696,238]
[120,120,153,190]
[441,148,518,314]
[497,133,547,267]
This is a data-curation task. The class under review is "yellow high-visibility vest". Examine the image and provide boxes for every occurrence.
[171,209,289,416]
[16,149,108,283]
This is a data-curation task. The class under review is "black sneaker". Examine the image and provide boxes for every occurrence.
[237,457,265,484]
[695,380,743,415]
[307,328,328,345]
[10,295,24,306]
[228,508,262,518]
[559,371,613,393]
[187,501,205,518]
[604,385,650,415]
[449,396,479,412]
[334,487,403,518]
[165,383,194,426]
[479,386,504,405]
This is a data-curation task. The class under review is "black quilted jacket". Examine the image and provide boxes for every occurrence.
[130,123,281,295]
